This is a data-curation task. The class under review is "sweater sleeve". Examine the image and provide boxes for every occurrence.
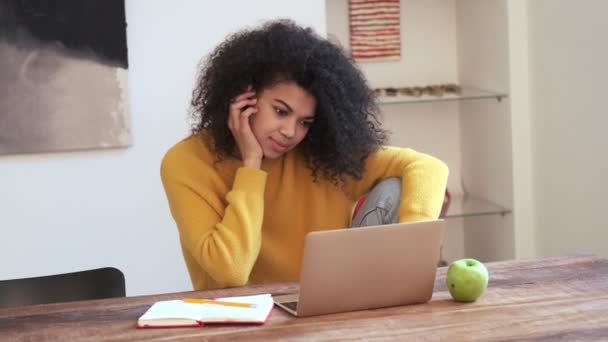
[160,150,266,288]
[352,146,449,222]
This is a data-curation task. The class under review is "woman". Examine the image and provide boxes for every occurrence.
[161,20,449,291]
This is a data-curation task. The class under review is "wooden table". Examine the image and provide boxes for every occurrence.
[1,254,608,341]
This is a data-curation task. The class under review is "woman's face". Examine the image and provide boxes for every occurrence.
[250,81,316,159]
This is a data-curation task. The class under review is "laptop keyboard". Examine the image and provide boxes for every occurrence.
[282,301,298,311]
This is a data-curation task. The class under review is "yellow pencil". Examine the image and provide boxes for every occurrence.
[183,298,257,308]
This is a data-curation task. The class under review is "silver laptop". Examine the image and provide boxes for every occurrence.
[273,220,444,317]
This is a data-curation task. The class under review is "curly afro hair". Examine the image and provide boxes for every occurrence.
[190,19,388,184]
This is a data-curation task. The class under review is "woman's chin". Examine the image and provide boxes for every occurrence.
[263,148,287,159]
[264,152,282,160]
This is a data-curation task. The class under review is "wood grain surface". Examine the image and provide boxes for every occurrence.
[1,254,607,341]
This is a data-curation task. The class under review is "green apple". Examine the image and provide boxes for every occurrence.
[446,258,489,302]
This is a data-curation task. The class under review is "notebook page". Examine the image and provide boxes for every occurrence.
[199,294,274,322]
[139,300,204,321]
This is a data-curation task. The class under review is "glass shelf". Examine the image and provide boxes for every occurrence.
[376,87,508,105]
[441,194,510,219]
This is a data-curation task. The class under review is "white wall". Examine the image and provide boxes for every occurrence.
[528,0,608,258]
[507,0,536,259]
[456,0,515,262]
[0,0,325,296]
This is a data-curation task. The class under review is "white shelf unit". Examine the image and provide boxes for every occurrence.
[326,0,517,263]
[443,194,510,219]
[377,93,512,221]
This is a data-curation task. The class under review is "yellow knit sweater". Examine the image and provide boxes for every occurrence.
[161,134,449,291]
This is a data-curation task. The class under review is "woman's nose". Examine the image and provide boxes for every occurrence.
[280,120,296,138]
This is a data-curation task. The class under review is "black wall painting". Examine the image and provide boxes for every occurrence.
[0,0,131,155]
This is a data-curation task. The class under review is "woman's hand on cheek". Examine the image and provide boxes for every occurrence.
[227,88,263,169]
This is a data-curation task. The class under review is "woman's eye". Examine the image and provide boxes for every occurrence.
[301,120,314,128]
[274,107,288,116]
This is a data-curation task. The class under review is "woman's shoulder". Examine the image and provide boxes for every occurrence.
[370,145,430,158]
[164,133,209,158]
[161,133,217,176]
[367,145,448,170]
[367,145,415,160]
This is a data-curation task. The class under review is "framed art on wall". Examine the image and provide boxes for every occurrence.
[0,0,131,155]
[349,0,401,62]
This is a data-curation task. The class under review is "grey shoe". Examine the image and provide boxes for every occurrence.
[350,177,401,228]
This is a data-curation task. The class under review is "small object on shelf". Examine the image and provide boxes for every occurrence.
[443,83,461,94]
[376,86,507,105]
[425,85,445,97]
[412,86,425,96]
[399,86,424,97]
[383,84,464,98]
[385,87,398,96]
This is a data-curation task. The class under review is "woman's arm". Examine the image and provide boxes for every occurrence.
[161,149,266,288]
[353,146,449,222]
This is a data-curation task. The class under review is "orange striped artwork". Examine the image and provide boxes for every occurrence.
[349,0,401,62]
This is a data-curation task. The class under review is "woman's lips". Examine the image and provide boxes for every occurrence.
[270,137,290,152]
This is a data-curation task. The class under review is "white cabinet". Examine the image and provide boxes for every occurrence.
[377,90,510,220]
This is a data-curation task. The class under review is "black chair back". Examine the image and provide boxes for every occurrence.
[0,267,125,308]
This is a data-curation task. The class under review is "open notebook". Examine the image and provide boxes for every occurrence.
[137,293,274,328]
